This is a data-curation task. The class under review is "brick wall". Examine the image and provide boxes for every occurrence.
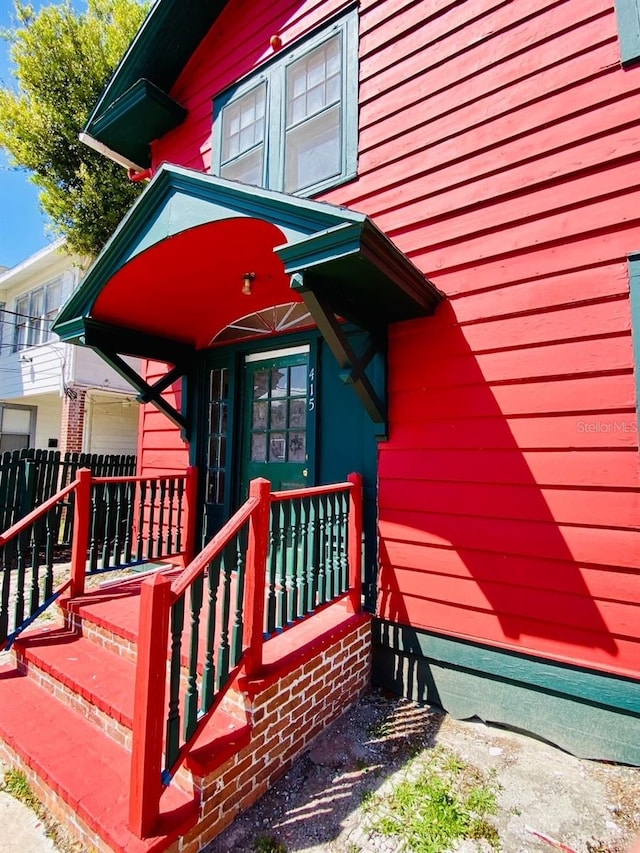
[178,614,372,853]
[59,387,87,455]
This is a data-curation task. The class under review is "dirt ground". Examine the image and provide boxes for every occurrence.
[205,690,640,853]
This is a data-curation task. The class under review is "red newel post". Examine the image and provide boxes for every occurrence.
[243,478,271,678]
[129,572,172,838]
[70,468,91,598]
[347,472,363,614]
[183,465,199,566]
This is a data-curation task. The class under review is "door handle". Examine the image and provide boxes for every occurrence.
[302,468,308,478]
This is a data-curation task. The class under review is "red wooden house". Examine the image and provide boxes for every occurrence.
[1,0,640,849]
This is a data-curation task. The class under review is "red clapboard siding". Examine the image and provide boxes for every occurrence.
[378,448,640,489]
[378,510,638,570]
[390,373,637,419]
[381,542,640,603]
[387,414,638,451]
[378,567,639,639]
[379,480,640,529]
[376,590,640,679]
[144,0,640,676]
[448,264,629,320]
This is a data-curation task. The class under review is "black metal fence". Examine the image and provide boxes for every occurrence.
[0,449,137,534]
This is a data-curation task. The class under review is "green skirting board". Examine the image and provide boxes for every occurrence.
[373,620,640,766]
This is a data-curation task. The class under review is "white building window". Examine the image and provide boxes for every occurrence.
[13,278,63,352]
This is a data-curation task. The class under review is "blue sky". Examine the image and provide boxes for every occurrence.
[0,0,83,270]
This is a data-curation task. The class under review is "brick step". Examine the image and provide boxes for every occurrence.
[14,627,135,747]
[0,661,198,853]
[11,623,253,779]
[61,565,183,656]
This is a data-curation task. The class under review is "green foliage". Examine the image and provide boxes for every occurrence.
[252,835,287,853]
[364,747,501,853]
[3,768,38,810]
[0,0,150,258]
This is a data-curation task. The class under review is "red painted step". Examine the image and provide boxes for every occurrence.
[15,626,136,729]
[0,662,198,853]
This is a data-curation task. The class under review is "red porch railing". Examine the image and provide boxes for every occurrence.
[0,467,198,648]
[130,473,363,838]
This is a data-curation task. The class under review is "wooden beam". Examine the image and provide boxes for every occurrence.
[92,346,188,432]
[293,274,387,434]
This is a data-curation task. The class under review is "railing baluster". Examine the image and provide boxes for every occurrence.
[339,490,349,594]
[112,481,124,566]
[0,545,9,640]
[175,478,184,554]
[157,479,166,556]
[166,478,175,555]
[316,496,327,606]
[44,508,55,601]
[28,520,40,617]
[89,484,100,572]
[287,501,298,623]
[13,531,26,629]
[275,502,287,630]
[308,498,318,613]
[299,497,309,616]
[184,573,204,742]
[101,482,113,568]
[202,553,221,711]
[231,530,246,666]
[136,480,146,563]
[147,480,157,560]
[165,592,185,770]
[266,506,277,635]
[216,544,233,690]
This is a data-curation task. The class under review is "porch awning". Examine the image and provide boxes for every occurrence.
[53,164,442,433]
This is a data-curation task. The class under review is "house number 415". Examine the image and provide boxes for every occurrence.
[308,367,315,411]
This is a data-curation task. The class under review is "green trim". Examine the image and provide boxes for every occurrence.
[211,9,358,197]
[628,252,640,433]
[53,164,442,345]
[85,0,229,163]
[89,79,187,169]
[614,0,640,67]
[373,620,640,764]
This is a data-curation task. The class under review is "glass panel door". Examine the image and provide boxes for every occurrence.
[241,349,310,495]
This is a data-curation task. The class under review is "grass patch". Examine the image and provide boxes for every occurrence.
[2,768,82,853]
[363,746,501,853]
[3,769,39,811]
[253,834,287,853]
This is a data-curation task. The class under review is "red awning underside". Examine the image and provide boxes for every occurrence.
[92,218,301,349]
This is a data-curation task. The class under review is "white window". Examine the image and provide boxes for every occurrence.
[13,278,63,351]
[0,405,36,452]
[213,11,358,196]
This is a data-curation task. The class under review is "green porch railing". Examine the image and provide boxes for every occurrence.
[0,467,198,649]
[129,473,363,839]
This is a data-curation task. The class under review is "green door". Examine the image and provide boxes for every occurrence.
[241,348,311,495]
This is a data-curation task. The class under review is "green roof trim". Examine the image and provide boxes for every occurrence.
[85,0,230,164]
[88,79,187,169]
[53,164,442,348]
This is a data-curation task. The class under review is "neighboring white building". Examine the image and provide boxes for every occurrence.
[0,242,140,455]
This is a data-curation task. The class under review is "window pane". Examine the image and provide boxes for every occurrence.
[253,401,268,429]
[221,147,263,186]
[285,104,341,192]
[289,399,306,428]
[251,433,267,462]
[290,365,307,396]
[2,408,31,433]
[288,432,306,462]
[270,400,286,429]
[271,368,288,397]
[222,84,266,160]
[286,36,341,126]
[269,433,286,461]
